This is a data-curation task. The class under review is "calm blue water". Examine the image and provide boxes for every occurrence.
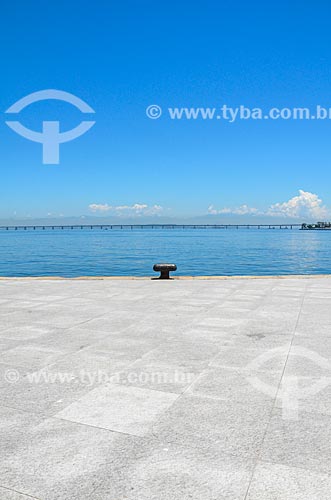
[0,228,330,277]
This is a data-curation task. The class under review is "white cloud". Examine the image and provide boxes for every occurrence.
[208,191,329,219]
[208,204,259,216]
[88,203,163,216]
[88,203,113,212]
[266,190,328,219]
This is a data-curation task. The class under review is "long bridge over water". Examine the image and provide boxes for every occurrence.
[0,224,304,231]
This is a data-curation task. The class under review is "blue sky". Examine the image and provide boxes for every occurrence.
[1,1,331,222]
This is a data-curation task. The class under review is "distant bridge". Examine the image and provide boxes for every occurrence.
[0,224,303,231]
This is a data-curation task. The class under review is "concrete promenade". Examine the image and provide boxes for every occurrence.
[0,276,331,499]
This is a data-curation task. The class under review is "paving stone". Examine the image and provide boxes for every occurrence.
[0,325,62,341]
[260,408,331,474]
[0,346,68,371]
[0,406,141,500]
[56,384,179,436]
[209,346,289,372]
[0,365,98,416]
[150,394,272,459]
[93,444,254,500]
[188,367,281,409]
[247,462,331,500]
[140,340,221,370]
[0,486,40,499]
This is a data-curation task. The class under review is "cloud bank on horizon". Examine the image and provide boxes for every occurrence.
[88,203,163,216]
[1,190,327,223]
[88,190,328,221]
[208,190,328,220]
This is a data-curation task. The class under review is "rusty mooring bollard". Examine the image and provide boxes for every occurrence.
[153,263,177,279]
